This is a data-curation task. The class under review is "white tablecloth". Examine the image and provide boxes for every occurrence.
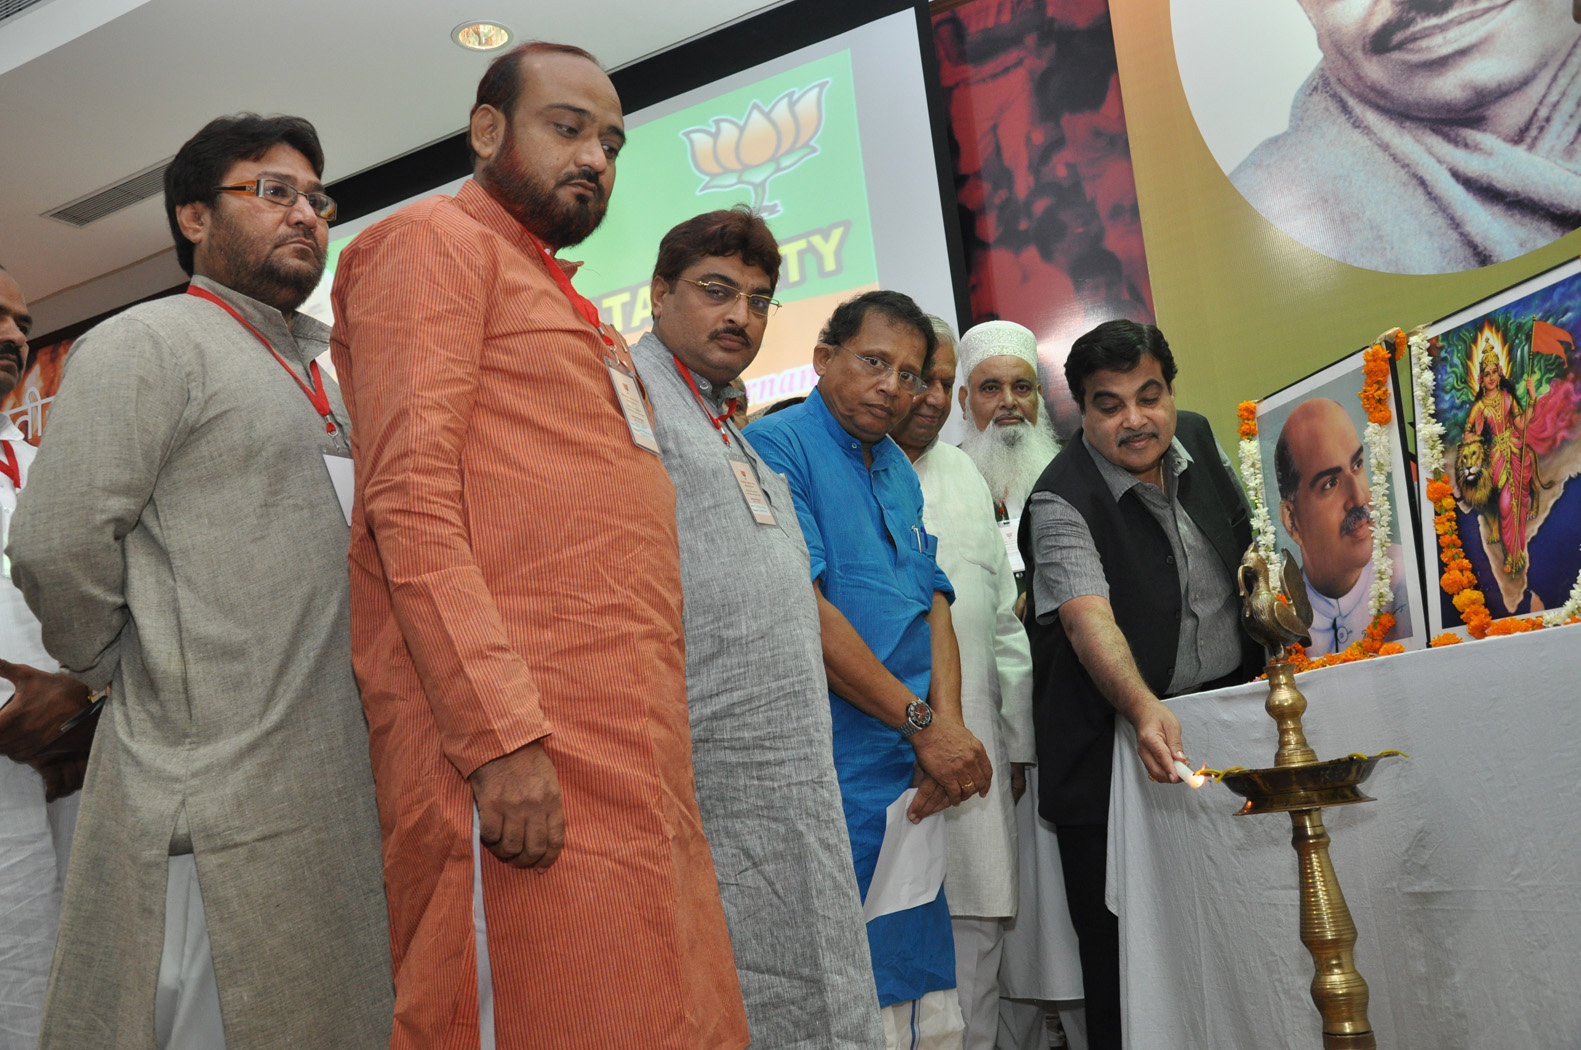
[1108,628,1581,1050]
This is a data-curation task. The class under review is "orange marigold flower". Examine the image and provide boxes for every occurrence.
[1426,479,1453,502]
[1452,589,1485,612]
[1379,642,1405,655]
[1237,401,1258,421]
[1430,632,1463,647]
[1394,330,1407,358]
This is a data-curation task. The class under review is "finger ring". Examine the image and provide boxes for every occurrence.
[960,780,975,793]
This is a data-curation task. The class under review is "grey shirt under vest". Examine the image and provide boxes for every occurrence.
[631,332,883,1049]
[8,276,393,1050]
[1027,434,1243,694]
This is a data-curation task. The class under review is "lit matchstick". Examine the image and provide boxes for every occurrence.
[1173,760,1206,788]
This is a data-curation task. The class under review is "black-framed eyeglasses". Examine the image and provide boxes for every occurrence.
[830,343,927,395]
[682,279,779,317]
[214,179,338,221]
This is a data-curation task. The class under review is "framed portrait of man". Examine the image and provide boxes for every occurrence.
[1414,257,1581,636]
[1256,349,1428,657]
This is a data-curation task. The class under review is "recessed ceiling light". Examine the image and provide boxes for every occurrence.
[453,22,512,51]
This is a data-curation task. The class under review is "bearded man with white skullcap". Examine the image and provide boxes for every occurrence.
[955,321,1061,593]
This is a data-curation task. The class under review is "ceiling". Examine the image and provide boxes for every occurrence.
[0,0,783,337]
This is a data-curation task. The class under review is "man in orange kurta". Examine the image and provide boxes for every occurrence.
[328,43,748,1050]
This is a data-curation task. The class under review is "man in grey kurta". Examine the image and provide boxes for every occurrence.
[7,115,392,1050]
[631,208,883,1048]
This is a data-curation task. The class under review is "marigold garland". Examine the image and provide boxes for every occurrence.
[1358,341,1399,626]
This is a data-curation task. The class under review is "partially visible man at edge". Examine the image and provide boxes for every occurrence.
[630,207,885,1049]
[330,42,748,1050]
[0,263,92,1050]
[10,113,393,1049]
[746,289,992,1050]
[1018,320,1260,1050]
[889,318,1034,1050]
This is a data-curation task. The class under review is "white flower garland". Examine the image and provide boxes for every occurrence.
[1407,327,1445,477]
[1239,435,1278,565]
[1364,418,1395,618]
[1544,559,1581,626]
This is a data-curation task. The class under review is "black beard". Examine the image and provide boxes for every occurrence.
[206,209,325,315]
[483,140,607,250]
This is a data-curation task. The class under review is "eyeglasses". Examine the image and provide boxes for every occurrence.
[830,343,928,395]
[214,179,338,221]
[681,279,779,317]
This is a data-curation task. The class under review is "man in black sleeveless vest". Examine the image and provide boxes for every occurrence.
[1017,321,1260,1050]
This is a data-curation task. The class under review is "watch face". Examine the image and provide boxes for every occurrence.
[907,699,933,727]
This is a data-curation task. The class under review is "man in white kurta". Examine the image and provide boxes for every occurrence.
[0,266,85,1050]
[951,321,1085,1050]
[891,321,1034,1050]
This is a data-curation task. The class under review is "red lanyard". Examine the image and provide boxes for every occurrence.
[673,356,739,446]
[520,230,616,348]
[186,285,339,435]
[0,441,18,491]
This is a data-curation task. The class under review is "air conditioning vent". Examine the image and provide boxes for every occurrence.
[0,0,52,23]
[45,160,171,228]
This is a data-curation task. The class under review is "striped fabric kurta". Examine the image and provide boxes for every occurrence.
[329,179,747,1050]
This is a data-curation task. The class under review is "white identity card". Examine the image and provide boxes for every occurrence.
[607,364,661,455]
[861,787,946,922]
[323,453,355,526]
[729,459,776,525]
[998,515,1025,574]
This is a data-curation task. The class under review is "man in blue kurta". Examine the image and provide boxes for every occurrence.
[747,290,992,1050]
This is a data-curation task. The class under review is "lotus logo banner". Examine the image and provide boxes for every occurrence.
[681,80,830,218]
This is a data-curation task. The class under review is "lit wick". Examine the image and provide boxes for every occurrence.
[1173,760,1206,788]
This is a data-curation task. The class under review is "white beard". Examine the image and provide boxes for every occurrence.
[958,397,1062,507]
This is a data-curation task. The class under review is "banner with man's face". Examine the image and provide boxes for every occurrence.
[1106,0,1581,451]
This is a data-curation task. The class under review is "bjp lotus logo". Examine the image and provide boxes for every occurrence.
[681,80,830,218]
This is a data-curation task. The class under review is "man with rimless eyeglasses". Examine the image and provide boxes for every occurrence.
[746,290,992,1049]
[630,208,884,1048]
[9,113,392,1049]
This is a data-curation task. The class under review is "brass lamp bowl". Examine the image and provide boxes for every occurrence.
[1217,752,1400,816]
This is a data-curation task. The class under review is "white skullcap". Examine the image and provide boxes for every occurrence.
[957,320,1038,382]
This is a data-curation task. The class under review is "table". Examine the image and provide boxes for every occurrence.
[1107,628,1581,1050]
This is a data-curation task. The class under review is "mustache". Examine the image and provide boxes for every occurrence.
[714,324,749,344]
[1116,427,1156,446]
[1340,504,1372,538]
[559,168,604,202]
[1369,0,1466,53]
[275,233,326,262]
[0,342,24,368]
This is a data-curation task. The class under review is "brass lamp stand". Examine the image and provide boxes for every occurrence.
[1228,549,1401,1049]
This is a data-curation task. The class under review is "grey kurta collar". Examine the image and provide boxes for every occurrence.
[633,331,745,412]
[1081,432,1192,501]
[187,275,331,368]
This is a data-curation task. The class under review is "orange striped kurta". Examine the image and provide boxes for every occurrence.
[329,179,748,1050]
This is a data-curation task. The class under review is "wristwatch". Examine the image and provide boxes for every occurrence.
[898,697,933,739]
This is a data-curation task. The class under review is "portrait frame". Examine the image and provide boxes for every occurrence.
[1413,257,1581,638]
[1255,348,1428,657]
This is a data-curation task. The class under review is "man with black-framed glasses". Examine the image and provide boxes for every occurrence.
[9,113,392,1050]
[746,289,992,1050]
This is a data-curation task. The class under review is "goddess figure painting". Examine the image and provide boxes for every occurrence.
[1427,264,1581,622]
